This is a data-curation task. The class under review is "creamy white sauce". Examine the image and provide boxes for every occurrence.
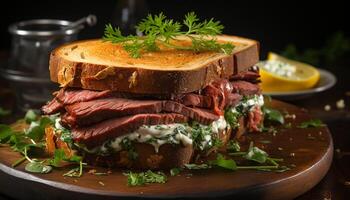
[260,60,296,78]
[90,116,228,155]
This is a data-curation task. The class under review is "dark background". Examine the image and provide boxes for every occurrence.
[0,0,349,59]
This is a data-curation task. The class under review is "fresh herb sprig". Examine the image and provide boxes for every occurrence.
[297,119,325,128]
[103,12,234,58]
[123,170,167,186]
[0,110,83,175]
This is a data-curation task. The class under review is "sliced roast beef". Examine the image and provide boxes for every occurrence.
[72,113,188,147]
[162,101,219,125]
[42,89,113,115]
[63,98,163,126]
[63,98,219,127]
[56,89,112,105]
[231,81,261,96]
[172,93,213,108]
[230,70,260,82]
[42,98,63,114]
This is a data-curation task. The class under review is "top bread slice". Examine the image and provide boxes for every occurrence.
[49,35,259,94]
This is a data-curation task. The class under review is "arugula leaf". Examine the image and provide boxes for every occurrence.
[124,170,167,186]
[170,168,182,176]
[298,119,325,128]
[0,107,11,117]
[226,140,240,152]
[25,117,53,141]
[24,110,38,124]
[49,149,82,167]
[0,124,12,143]
[184,163,211,170]
[262,107,284,124]
[244,142,269,164]
[25,161,52,174]
[103,12,234,58]
[209,154,237,170]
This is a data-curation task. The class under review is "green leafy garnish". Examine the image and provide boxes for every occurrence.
[25,161,52,174]
[25,117,53,141]
[103,12,234,58]
[121,138,138,160]
[262,107,284,124]
[226,140,240,152]
[170,168,182,176]
[244,142,268,164]
[49,149,82,167]
[209,154,237,170]
[190,121,213,151]
[22,147,52,174]
[298,119,325,128]
[0,124,12,142]
[224,108,241,129]
[123,170,167,186]
[0,107,11,117]
[24,109,38,124]
[184,163,211,170]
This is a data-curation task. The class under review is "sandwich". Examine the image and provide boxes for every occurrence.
[42,13,264,169]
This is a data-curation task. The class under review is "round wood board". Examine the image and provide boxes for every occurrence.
[0,100,333,200]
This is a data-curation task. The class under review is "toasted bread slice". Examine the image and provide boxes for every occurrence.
[50,35,259,94]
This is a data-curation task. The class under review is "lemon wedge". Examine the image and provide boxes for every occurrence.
[258,52,320,92]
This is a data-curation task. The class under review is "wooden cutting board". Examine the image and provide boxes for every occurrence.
[0,100,333,200]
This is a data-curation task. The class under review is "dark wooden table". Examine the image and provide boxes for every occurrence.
[0,51,349,200]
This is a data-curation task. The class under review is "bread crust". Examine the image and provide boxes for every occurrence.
[49,35,259,94]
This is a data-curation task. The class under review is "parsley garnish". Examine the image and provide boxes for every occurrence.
[123,170,167,186]
[184,163,211,170]
[226,140,240,152]
[170,167,182,176]
[262,106,284,125]
[103,12,234,58]
[297,119,325,128]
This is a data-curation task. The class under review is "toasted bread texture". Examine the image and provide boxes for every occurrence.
[50,35,259,94]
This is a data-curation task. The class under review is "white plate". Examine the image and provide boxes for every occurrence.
[263,69,336,100]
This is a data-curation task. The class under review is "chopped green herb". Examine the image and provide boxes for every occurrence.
[24,110,38,124]
[25,117,54,141]
[212,138,223,148]
[224,108,240,129]
[298,119,325,128]
[244,142,269,164]
[209,154,237,170]
[262,107,284,124]
[124,170,167,186]
[121,138,138,160]
[259,140,272,144]
[226,140,240,152]
[49,149,82,167]
[0,124,12,143]
[184,163,211,170]
[284,122,292,129]
[170,168,182,176]
[190,122,213,151]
